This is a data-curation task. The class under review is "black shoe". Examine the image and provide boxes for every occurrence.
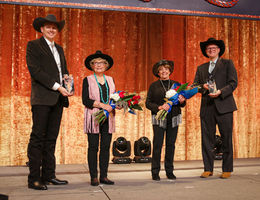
[100,178,114,185]
[152,174,160,181]
[28,181,48,190]
[44,178,68,185]
[91,178,99,186]
[166,173,176,180]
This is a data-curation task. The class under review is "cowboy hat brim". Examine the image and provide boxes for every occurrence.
[200,38,225,58]
[152,59,174,78]
[84,51,114,71]
[33,15,65,33]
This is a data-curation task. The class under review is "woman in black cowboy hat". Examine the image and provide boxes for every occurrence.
[26,14,73,190]
[194,38,238,179]
[145,60,186,181]
[82,50,116,186]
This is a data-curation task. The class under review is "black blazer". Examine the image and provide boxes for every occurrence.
[26,37,69,107]
[194,58,237,116]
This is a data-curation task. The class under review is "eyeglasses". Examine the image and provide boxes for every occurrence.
[91,61,108,66]
[206,47,219,51]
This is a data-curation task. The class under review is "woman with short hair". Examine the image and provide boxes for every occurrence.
[82,50,115,186]
[146,60,186,181]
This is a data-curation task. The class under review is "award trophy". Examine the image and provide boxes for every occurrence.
[207,79,217,94]
[63,74,74,93]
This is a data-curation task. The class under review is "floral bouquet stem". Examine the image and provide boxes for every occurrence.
[155,101,173,121]
[93,100,116,124]
[93,109,108,124]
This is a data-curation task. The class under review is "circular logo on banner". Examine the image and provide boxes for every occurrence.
[206,0,239,8]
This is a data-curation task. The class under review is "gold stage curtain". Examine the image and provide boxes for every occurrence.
[0,4,260,166]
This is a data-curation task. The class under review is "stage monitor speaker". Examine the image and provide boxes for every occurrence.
[112,137,132,164]
[134,136,152,163]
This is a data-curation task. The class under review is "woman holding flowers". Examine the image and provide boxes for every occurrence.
[146,60,186,181]
[82,50,115,186]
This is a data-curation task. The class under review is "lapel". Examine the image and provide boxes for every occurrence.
[40,37,60,74]
[201,62,210,81]
[39,37,54,58]
[40,37,66,74]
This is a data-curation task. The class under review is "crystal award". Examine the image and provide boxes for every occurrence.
[207,79,217,94]
[64,74,74,93]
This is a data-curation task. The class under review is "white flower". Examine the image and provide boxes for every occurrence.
[165,89,177,99]
[110,93,120,101]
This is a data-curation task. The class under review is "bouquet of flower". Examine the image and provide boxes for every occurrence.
[93,91,143,124]
[155,83,200,120]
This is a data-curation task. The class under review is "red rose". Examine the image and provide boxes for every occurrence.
[133,95,140,100]
[133,100,138,105]
[127,100,131,107]
[119,91,125,98]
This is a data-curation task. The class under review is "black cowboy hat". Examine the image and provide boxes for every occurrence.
[200,38,225,58]
[84,50,114,71]
[152,59,174,77]
[33,14,65,33]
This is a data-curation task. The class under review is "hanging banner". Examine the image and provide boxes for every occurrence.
[0,0,260,20]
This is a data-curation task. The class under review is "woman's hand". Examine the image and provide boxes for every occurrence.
[101,103,113,112]
[158,103,170,111]
[94,101,113,112]
[178,95,186,104]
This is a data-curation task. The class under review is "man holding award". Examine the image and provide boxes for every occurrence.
[26,14,74,190]
[193,38,238,179]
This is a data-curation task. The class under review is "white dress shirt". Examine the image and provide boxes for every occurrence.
[44,37,62,91]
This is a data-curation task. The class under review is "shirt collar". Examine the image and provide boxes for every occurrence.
[210,57,218,64]
[43,37,55,47]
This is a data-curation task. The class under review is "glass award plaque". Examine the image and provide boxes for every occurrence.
[207,79,217,94]
[64,74,74,93]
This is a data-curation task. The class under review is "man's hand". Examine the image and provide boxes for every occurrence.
[203,83,209,90]
[58,86,73,97]
[209,90,221,98]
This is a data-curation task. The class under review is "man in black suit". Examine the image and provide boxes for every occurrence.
[194,38,238,179]
[26,14,73,190]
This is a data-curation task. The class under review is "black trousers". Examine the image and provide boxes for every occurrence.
[151,124,178,175]
[87,120,112,179]
[27,97,63,183]
[201,104,233,172]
